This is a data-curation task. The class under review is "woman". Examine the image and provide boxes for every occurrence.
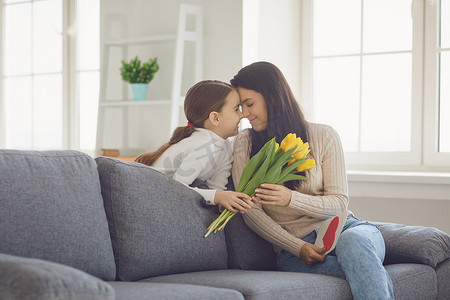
[230,62,394,299]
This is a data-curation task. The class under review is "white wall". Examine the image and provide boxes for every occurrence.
[242,0,302,99]
[348,173,450,234]
[349,196,450,234]
[100,0,243,152]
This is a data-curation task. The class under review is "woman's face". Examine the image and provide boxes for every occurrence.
[237,87,268,132]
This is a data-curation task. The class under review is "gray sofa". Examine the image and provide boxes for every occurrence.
[0,150,449,300]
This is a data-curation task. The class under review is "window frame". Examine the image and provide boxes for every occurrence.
[65,0,79,150]
[301,0,450,172]
[423,0,450,167]
[0,1,4,148]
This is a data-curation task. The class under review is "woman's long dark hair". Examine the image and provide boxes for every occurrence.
[230,61,309,189]
[135,80,233,166]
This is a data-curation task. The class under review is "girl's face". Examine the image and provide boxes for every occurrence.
[237,87,268,132]
[216,89,243,139]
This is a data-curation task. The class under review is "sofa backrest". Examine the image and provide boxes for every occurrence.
[0,150,116,281]
[96,157,228,281]
[376,222,450,268]
[225,213,277,271]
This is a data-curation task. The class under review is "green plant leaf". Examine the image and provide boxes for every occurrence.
[242,159,268,196]
[120,56,159,83]
[279,157,306,180]
[236,137,273,192]
[276,173,308,184]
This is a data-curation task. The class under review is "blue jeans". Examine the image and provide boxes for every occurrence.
[277,215,394,300]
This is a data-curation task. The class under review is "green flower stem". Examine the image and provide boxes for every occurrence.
[213,210,230,226]
[205,209,229,237]
[216,212,236,231]
[213,210,233,233]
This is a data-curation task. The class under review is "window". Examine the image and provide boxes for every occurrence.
[1,0,99,152]
[424,0,450,165]
[439,0,450,152]
[302,0,450,171]
[76,0,100,150]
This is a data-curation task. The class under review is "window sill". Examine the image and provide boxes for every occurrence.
[347,170,450,201]
[347,170,450,185]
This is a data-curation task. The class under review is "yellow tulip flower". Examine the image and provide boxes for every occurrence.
[280,133,297,151]
[286,139,309,165]
[296,159,315,172]
[294,142,310,160]
[285,140,298,152]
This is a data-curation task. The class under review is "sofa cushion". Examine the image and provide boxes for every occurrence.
[435,258,450,300]
[376,222,450,268]
[0,150,116,280]
[109,282,244,300]
[146,265,440,300]
[225,213,277,271]
[96,157,228,281]
[143,269,353,300]
[385,263,437,300]
[0,253,115,300]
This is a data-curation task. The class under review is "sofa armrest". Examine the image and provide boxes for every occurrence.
[376,222,450,268]
[0,253,115,300]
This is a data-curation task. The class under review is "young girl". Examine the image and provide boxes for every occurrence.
[135,80,254,214]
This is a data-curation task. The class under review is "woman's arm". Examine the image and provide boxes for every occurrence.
[287,125,349,219]
[232,131,306,257]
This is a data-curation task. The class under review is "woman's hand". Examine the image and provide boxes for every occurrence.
[253,183,292,207]
[300,243,327,267]
[214,191,254,213]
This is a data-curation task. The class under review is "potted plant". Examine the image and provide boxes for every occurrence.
[120,56,159,101]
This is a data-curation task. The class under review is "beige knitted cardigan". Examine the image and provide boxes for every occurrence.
[231,122,349,257]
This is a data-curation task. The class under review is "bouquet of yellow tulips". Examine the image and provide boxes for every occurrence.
[204,133,315,237]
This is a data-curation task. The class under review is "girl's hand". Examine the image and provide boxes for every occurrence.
[253,183,292,207]
[300,243,327,267]
[214,191,254,213]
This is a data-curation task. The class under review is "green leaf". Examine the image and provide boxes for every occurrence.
[279,157,306,180]
[263,163,282,184]
[276,173,308,184]
[120,56,159,83]
[236,138,273,192]
[262,141,285,184]
[242,152,272,196]
[268,138,277,161]
[269,147,284,169]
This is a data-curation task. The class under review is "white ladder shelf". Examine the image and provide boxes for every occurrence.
[95,4,203,157]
